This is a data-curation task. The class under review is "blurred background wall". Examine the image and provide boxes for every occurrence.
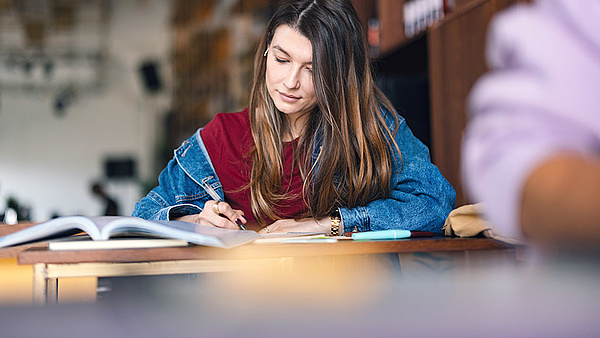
[0,0,273,222]
[0,0,173,220]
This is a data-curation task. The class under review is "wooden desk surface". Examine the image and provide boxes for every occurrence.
[18,236,514,265]
[0,223,35,237]
[0,223,44,259]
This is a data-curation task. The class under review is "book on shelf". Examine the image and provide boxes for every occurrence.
[0,216,260,250]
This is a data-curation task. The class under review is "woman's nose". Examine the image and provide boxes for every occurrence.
[283,68,301,89]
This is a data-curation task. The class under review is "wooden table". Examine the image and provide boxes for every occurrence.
[17,236,517,305]
[0,223,40,259]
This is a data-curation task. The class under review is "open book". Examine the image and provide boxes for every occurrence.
[0,216,260,249]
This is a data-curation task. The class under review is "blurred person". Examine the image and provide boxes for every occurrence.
[133,0,455,235]
[462,0,600,248]
[91,182,120,216]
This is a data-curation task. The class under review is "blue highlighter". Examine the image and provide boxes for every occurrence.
[352,229,411,240]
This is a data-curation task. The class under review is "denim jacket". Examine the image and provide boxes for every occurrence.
[132,111,456,233]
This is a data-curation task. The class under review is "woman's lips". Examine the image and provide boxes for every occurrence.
[278,91,300,102]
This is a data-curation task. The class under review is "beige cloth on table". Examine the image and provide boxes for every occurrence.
[442,203,525,246]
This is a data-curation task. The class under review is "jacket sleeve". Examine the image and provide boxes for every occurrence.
[339,117,456,233]
[131,157,204,221]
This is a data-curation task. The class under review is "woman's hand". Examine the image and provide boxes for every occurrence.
[174,200,246,230]
[257,217,331,235]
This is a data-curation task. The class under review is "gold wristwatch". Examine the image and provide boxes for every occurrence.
[330,208,341,236]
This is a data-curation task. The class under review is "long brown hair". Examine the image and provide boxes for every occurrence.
[247,0,399,224]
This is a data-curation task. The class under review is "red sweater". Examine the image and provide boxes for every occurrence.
[200,108,309,230]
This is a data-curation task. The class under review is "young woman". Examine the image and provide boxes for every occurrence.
[132,0,455,235]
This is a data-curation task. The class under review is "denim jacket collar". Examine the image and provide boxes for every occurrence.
[175,129,224,200]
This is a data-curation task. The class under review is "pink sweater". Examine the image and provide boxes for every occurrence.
[462,0,600,239]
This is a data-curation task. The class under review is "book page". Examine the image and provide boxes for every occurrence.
[99,217,260,248]
[254,232,328,244]
[0,216,102,248]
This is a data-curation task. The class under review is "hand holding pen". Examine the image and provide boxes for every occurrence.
[210,200,247,230]
[200,179,247,230]
[175,202,247,231]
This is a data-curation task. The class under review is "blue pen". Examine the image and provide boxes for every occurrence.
[352,229,411,240]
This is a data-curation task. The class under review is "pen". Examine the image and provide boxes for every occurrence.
[200,178,246,230]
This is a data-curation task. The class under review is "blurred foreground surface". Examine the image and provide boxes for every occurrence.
[1,252,600,337]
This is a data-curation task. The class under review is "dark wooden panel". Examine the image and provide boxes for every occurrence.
[454,0,486,11]
[350,0,375,32]
[378,0,407,55]
[428,0,521,206]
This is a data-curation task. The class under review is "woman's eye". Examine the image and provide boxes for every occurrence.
[275,57,287,63]
[306,67,313,74]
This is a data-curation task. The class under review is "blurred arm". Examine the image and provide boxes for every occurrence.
[521,154,600,247]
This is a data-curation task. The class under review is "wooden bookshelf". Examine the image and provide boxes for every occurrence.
[354,0,526,206]
[168,0,273,152]
[428,0,524,206]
